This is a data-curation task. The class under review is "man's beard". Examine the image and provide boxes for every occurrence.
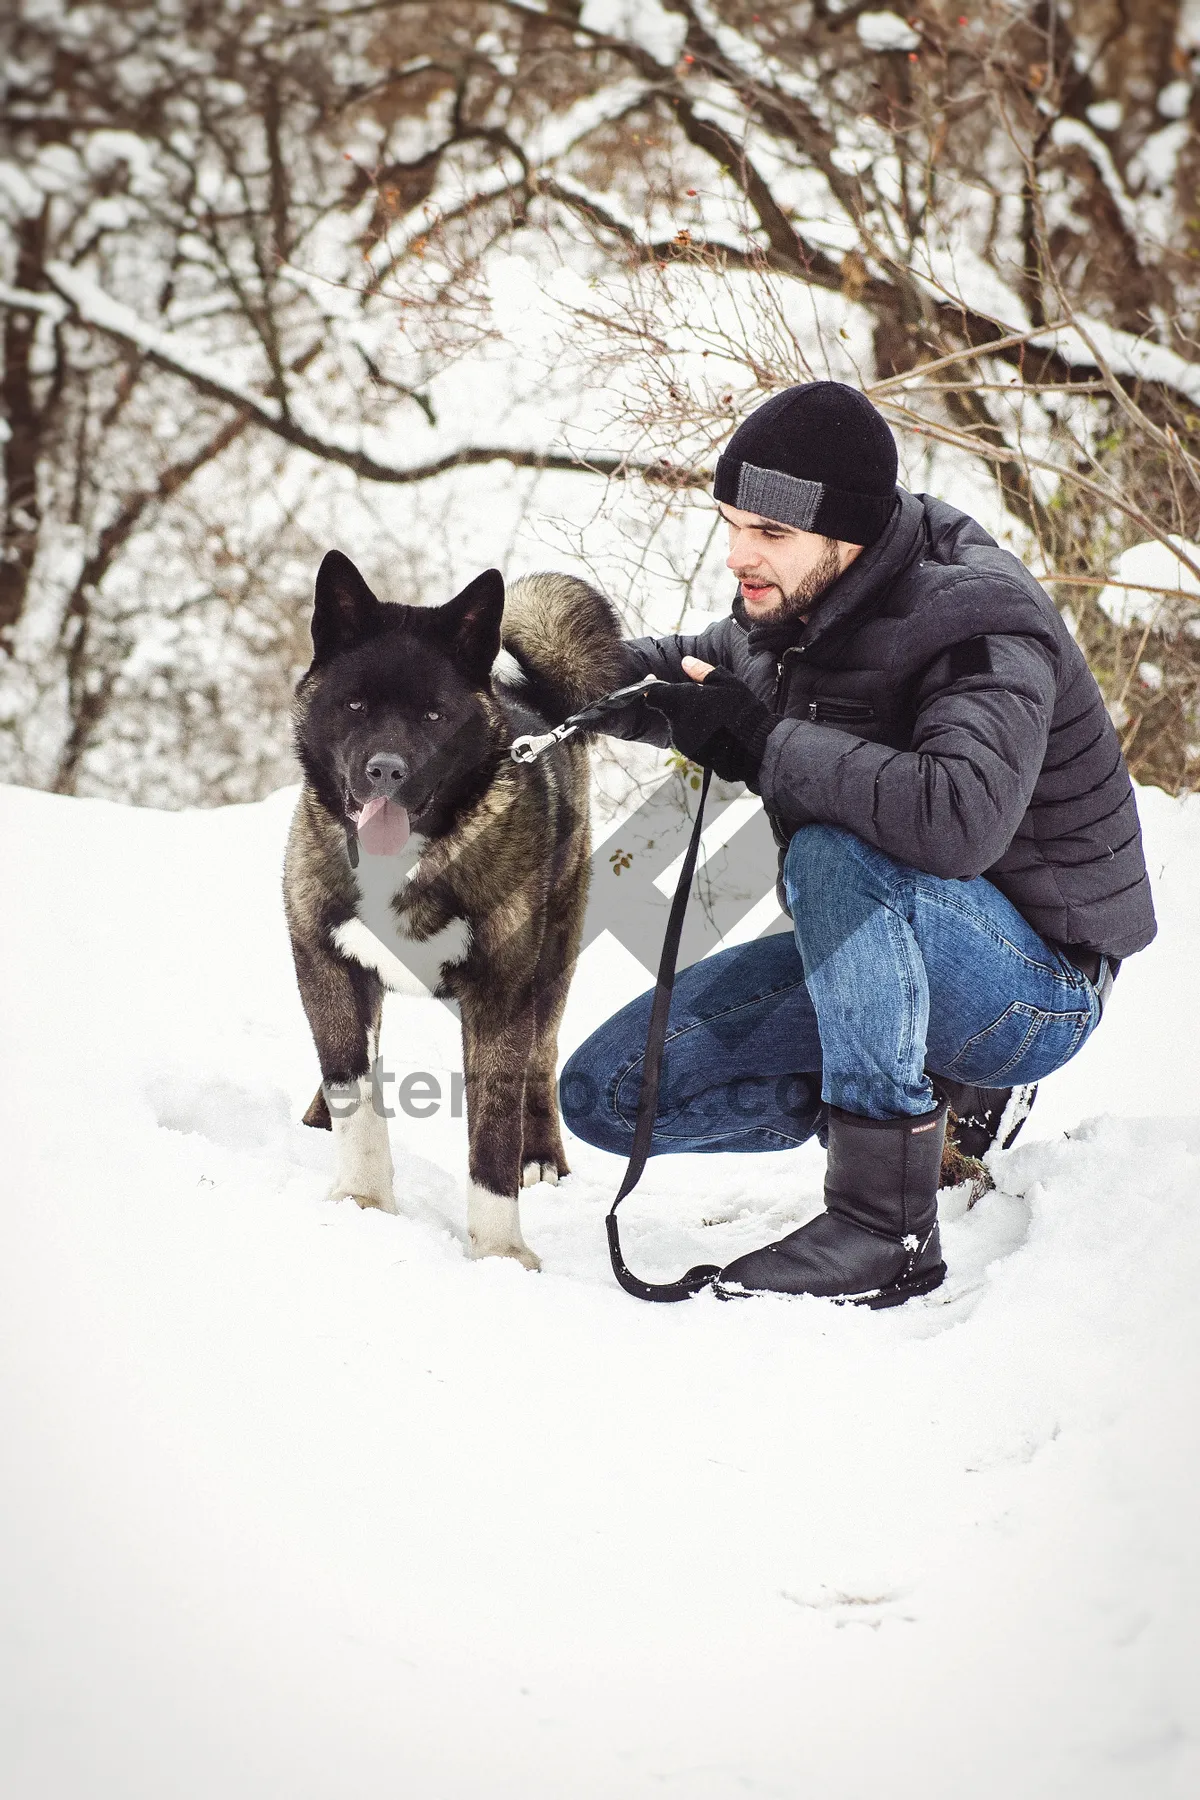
[775,538,843,622]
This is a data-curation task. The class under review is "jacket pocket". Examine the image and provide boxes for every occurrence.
[804,697,876,725]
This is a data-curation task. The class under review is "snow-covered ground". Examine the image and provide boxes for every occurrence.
[2,775,1198,1799]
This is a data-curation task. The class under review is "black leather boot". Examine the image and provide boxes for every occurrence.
[715,1101,948,1307]
[933,1078,1037,1160]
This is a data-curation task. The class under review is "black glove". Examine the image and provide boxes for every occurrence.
[645,667,774,785]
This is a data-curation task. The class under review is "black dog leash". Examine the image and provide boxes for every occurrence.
[604,763,722,1301]
[512,684,721,1302]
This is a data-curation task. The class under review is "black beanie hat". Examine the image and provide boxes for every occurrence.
[713,381,898,546]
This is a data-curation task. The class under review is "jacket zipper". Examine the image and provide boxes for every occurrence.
[773,646,798,711]
[771,651,874,725]
[805,697,876,724]
[764,651,797,848]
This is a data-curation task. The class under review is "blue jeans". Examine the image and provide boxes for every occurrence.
[560,824,1103,1155]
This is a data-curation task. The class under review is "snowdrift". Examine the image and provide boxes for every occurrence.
[1,778,1198,1799]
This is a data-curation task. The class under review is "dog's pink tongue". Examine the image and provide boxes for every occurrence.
[357,796,411,856]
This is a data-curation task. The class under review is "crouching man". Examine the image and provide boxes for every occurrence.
[561,381,1156,1306]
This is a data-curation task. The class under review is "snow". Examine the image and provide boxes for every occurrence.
[2,774,1199,1798]
[578,0,685,67]
[1050,118,1142,244]
[1129,120,1190,195]
[1030,311,1200,407]
[1157,80,1192,121]
[43,261,288,422]
[1085,100,1123,132]
[856,13,921,55]
[35,256,611,491]
[1096,535,1200,630]
[0,157,48,217]
[0,278,66,321]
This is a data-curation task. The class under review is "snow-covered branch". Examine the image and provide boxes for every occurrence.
[11,265,695,489]
[1029,314,1200,410]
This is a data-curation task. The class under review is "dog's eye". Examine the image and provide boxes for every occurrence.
[425,710,440,722]
[347,700,365,713]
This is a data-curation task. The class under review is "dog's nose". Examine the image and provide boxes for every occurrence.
[365,752,408,792]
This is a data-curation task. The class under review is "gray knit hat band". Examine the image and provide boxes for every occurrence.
[714,451,895,544]
[732,462,825,532]
[712,382,899,546]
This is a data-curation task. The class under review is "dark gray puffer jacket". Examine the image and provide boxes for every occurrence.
[618,489,1156,960]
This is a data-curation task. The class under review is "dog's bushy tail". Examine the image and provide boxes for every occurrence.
[500,573,633,723]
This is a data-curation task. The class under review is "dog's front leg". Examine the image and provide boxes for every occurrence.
[291,936,397,1214]
[325,1053,397,1214]
[460,1000,539,1270]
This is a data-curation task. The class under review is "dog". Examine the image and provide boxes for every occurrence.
[284,549,627,1267]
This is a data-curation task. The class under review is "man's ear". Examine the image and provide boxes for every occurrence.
[435,569,504,686]
[310,551,382,663]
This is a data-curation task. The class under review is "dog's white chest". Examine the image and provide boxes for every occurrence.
[331,838,470,996]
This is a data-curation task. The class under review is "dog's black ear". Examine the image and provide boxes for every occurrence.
[436,568,504,686]
[310,551,381,662]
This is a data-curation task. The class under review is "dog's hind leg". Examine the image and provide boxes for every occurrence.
[521,958,574,1187]
[520,1047,567,1188]
[291,938,396,1214]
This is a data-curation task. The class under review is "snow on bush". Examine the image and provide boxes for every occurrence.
[856,12,921,54]
[1097,536,1200,633]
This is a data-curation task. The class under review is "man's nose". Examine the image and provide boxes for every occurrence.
[726,530,758,571]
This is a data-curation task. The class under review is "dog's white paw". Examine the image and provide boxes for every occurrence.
[328,1179,399,1214]
[327,1081,396,1214]
[467,1180,540,1270]
[521,1159,560,1188]
[469,1236,542,1272]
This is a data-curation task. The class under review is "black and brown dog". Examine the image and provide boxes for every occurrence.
[285,550,626,1268]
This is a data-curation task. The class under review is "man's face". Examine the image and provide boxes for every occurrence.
[718,502,863,623]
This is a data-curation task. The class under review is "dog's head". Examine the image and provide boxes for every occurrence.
[294,550,507,847]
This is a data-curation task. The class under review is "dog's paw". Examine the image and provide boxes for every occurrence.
[467,1180,540,1270]
[328,1180,399,1215]
[521,1159,560,1188]
[469,1235,542,1272]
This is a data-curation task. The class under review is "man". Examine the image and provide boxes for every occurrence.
[560,381,1156,1306]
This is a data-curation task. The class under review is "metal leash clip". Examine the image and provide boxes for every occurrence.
[509,723,575,764]
[509,675,659,763]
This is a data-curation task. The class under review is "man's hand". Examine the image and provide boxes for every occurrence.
[645,664,774,786]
